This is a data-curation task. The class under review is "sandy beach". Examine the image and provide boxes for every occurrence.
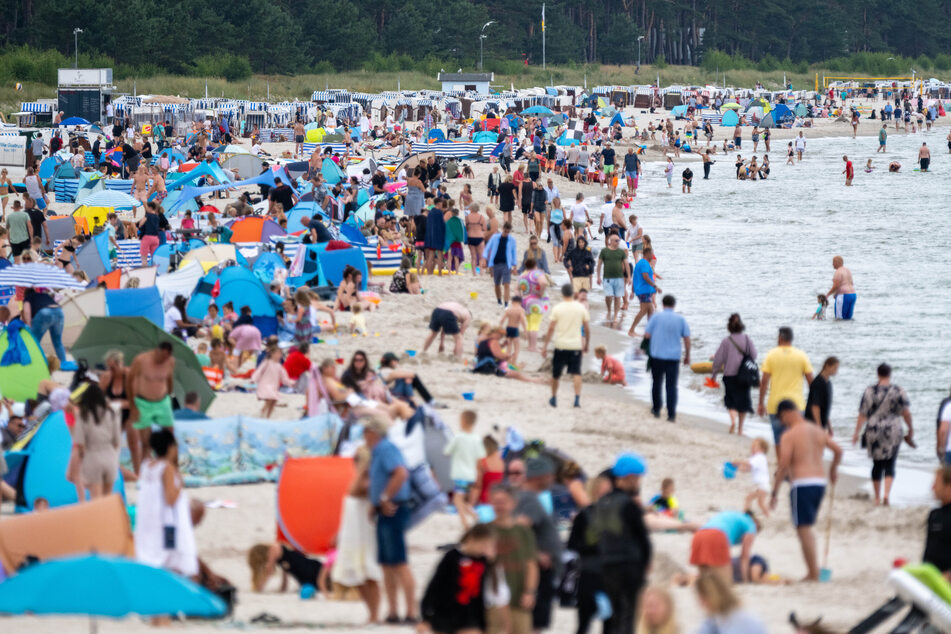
[3,98,944,633]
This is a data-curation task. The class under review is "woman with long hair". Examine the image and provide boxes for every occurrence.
[71,383,121,499]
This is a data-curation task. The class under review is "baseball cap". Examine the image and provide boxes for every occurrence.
[613,452,647,477]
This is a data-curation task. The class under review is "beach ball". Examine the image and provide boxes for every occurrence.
[14,82,22,91]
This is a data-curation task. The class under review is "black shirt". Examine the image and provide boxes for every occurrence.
[427,162,440,181]
[269,185,294,213]
[122,143,138,162]
[624,153,639,172]
[602,147,616,166]
[308,218,332,243]
[498,182,516,212]
[924,502,951,573]
[682,168,693,180]
[278,545,323,588]
[420,548,488,632]
[494,235,509,265]
[25,290,56,315]
[805,375,832,429]
[371,172,386,192]
[27,208,45,240]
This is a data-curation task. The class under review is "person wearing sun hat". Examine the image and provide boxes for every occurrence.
[571,452,652,634]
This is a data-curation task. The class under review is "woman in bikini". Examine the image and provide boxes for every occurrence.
[98,350,143,474]
[55,236,82,273]
[0,168,14,220]
[336,267,373,312]
[464,203,486,277]
[458,183,473,211]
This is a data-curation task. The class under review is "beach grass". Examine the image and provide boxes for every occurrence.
[0,63,932,118]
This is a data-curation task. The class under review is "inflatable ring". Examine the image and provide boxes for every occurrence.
[690,361,713,374]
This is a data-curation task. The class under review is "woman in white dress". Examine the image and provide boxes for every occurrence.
[332,447,382,623]
[134,429,198,578]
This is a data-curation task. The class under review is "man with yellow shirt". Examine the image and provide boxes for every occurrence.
[757,327,814,450]
[542,283,590,409]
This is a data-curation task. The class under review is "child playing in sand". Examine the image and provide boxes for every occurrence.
[349,304,367,335]
[813,294,828,320]
[500,296,527,364]
[732,438,772,517]
[252,346,294,418]
[649,477,679,516]
[248,542,323,593]
[442,410,486,530]
[595,345,626,386]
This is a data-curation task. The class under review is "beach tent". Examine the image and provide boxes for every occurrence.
[321,158,345,185]
[0,322,49,401]
[251,251,287,285]
[73,191,141,233]
[73,173,105,205]
[319,247,367,289]
[286,201,326,233]
[426,129,445,142]
[165,161,233,192]
[45,216,79,242]
[221,154,263,181]
[759,113,775,128]
[276,457,354,555]
[746,106,765,122]
[159,189,199,217]
[794,103,808,117]
[0,494,133,572]
[151,238,205,276]
[609,112,627,128]
[305,127,325,143]
[349,201,373,225]
[119,266,158,289]
[720,110,740,127]
[178,244,247,272]
[338,223,368,245]
[39,156,61,180]
[154,261,203,308]
[227,217,286,243]
[74,231,112,279]
[186,267,282,334]
[670,105,688,118]
[58,288,106,352]
[104,287,164,327]
[51,161,78,183]
[2,412,124,512]
[71,317,214,411]
[473,131,498,143]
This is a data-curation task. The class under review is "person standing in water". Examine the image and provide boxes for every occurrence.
[842,156,853,186]
[918,142,931,172]
[826,256,856,320]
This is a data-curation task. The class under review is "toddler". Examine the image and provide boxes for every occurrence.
[499,296,527,364]
[813,294,828,320]
[649,477,679,515]
[595,345,626,386]
[350,304,367,335]
[733,438,771,517]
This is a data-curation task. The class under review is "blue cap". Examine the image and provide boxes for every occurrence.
[613,452,647,477]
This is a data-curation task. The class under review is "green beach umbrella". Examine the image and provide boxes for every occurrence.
[71,317,214,411]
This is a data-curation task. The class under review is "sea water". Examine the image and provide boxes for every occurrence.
[601,132,948,505]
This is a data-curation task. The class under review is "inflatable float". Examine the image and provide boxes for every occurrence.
[850,564,951,632]
[690,361,713,374]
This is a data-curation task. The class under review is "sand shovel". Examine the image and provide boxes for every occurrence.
[819,484,835,582]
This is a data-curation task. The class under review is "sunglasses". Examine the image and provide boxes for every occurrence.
[507,470,524,476]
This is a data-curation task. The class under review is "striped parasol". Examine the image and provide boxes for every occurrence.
[0,263,88,289]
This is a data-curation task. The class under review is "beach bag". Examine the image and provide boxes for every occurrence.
[730,336,759,388]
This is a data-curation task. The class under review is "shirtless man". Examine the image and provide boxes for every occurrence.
[826,256,856,320]
[770,401,842,581]
[132,165,151,204]
[422,301,472,358]
[294,120,306,158]
[127,342,176,473]
[918,142,931,172]
[148,166,166,204]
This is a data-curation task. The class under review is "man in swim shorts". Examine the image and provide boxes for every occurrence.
[826,255,856,320]
[422,301,471,358]
[770,401,842,581]
[918,142,931,172]
[294,120,305,158]
[128,341,177,473]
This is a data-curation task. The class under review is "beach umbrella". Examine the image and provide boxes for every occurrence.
[212,144,249,155]
[60,117,91,126]
[0,554,225,629]
[721,102,742,110]
[0,263,87,289]
[71,316,215,411]
[521,106,554,116]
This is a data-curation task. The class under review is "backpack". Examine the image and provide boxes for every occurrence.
[730,336,760,388]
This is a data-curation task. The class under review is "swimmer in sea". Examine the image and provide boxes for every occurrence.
[888,161,901,172]
[865,159,874,173]
[918,142,931,172]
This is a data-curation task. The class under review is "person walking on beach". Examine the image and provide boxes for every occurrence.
[597,232,630,326]
[711,314,757,435]
[853,364,914,506]
[877,124,888,153]
[363,415,418,625]
[842,156,853,186]
[805,357,839,435]
[482,222,518,307]
[923,466,951,577]
[918,142,931,172]
[758,327,814,449]
[489,484,538,634]
[541,283,590,408]
[624,146,640,195]
[627,247,660,336]
[826,256,856,320]
[644,295,691,422]
[771,401,842,582]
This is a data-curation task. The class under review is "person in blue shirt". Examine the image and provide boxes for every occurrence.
[690,510,759,584]
[363,414,417,624]
[172,392,210,420]
[644,294,690,421]
[481,222,518,306]
[627,247,660,336]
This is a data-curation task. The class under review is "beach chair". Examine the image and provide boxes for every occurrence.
[848,564,951,633]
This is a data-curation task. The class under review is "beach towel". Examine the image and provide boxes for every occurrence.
[443,215,467,252]
[0,319,31,366]
[423,207,445,251]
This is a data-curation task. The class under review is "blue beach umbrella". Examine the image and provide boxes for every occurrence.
[521,106,555,116]
[0,554,226,628]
